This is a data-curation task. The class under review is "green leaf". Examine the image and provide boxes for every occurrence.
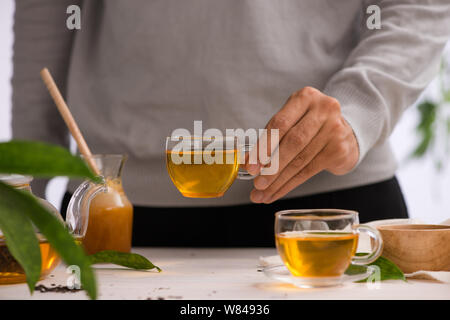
[447,117,450,134]
[411,129,433,158]
[0,183,97,299]
[417,101,437,129]
[89,250,161,272]
[0,182,41,292]
[435,160,443,171]
[444,90,450,102]
[410,101,437,159]
[0,140,101,183]
[346,253,406,282]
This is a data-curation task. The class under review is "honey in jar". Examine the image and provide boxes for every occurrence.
[80,155,133,255]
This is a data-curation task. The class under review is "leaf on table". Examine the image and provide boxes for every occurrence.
[89,250,161,272]
[346,253,406,282]
[1,183,98,299]
[370,255,406,281]
[0,182,41,292]
[0,140,101,183]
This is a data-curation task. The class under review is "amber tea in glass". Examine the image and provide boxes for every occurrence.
[166,136,254,198]
[0,236,59,285]
[275,209,383,287]
[276,232,358,277]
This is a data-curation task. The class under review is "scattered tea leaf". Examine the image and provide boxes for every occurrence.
[0,182,41,292]
[89,250,161,272]
[0,140,101,183]
[0,182,97,299]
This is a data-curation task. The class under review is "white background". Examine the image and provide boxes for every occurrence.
[1,1,449,223]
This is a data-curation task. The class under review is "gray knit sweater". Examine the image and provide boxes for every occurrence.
[12,0,450,206]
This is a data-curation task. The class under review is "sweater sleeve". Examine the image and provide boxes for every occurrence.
[323,0,450,165]
[12,0,81,196]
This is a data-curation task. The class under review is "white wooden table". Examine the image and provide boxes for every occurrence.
[0,248,449,300]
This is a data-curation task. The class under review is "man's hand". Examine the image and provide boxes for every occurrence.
[247,86,359,203]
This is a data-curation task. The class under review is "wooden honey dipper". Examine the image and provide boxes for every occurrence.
[40,68,101,176]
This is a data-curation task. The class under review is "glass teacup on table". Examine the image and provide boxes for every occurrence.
[165,136,254,198]
[268,209,383,288]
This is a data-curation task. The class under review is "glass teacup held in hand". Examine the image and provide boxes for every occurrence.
[275,209,383,287]
[166,136,255,198]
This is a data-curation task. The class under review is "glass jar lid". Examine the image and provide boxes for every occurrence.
[0,174,33,187]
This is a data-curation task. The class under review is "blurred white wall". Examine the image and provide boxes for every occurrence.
[0,0,13,142]
[0,0,449,223]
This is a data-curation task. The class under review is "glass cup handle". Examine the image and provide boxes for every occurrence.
[352,225,384,265]
[237,169,256,180]
[237,143,257,180]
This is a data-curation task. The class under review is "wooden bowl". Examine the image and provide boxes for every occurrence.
[377,224,450,273]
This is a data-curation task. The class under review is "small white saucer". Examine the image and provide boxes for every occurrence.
[263,264,375,288]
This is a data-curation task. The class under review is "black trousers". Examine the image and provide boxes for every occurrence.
[61,176,408,247]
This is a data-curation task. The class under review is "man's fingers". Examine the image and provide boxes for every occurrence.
[246,88,316,174]
[257,118,357,203]
[253,108,326,190]
[266,88,314,138]
[250,142,333,203]
[250,133,329,203]
[264,147,333,203]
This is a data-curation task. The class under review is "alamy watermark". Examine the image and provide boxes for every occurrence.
[65,4,381,31]
[365,265,381,289]
[366,5,381,30]
[66,265,81,289]
[168,121,280,175]
[66,5,81,30]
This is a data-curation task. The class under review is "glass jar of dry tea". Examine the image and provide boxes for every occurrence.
[0,175,61,285]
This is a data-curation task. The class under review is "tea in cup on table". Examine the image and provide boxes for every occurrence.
[166,136,254,198]
[275,209,383,287]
